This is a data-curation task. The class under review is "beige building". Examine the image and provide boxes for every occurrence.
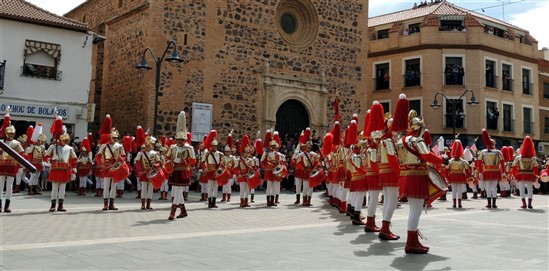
[367,1,540,149]
[66,0,370,142]
[538,50,549,156]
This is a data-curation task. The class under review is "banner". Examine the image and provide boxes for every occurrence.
[191,103,213,142]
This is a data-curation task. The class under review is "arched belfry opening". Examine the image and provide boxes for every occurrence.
[275,99,310,138]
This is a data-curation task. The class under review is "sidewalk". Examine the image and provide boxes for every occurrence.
[1,190,548,270]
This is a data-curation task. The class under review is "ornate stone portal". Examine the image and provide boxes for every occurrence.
[261,62,329,136]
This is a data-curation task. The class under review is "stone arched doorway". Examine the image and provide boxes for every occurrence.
[275,99,310,140]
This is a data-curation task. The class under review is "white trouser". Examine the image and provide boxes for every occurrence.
[250,188,255,194]
[103,178,117,199]
[172,186,184,205]
[367,190,381,217]
[353,191,366,212]
[50,182,66,200]
[302,180,313,197]
[348,191,356,207]
[116,180,125,190]
[0,176,14,200]
[499,180,510,190]
[470,183,478,192]
[201,182,208,193]
[182,186,189,192]
[41,168,50,189]
[451,183,466,200]
[15,168,28,185]
[484,180,498,198]
[207,180,218,197]
[79,176,88,188]
[295,177,303,195]
[326,183,333,196]
[333,183,341,200]
[274,181,281,195]
[239,182,250,198]
[407,198,424,231]
[382,186,399,222]
[96,177,104,189]
[141,182,154,199]
[30,171,41,186]
[339,186,349,202]
[222,178,233,194]
[518,181,534,199]
[266,181,275,196]
[160,180,169,192]
[478,180,486,191]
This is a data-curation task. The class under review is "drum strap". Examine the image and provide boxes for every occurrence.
[208,152,220,167]
[402,136,422,161]
[143,151,152,168]
[304,152,313,173]
[106,144,115,159]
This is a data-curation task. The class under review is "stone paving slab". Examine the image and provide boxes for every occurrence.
[0,191,548,270]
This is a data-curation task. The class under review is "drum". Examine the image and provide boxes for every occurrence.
[109,160,130,183]
[427,166,448,205]
[215,168,232,186]
[94,154,103,167]
[309,169,325,188]
[164,160,174,174]
[247,170,262,189]
[273,165,288,178]
[540,169,549,183]
[148,167,166,189]
[533,180,541,189]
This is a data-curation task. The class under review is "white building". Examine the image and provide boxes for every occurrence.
[0,0,93,141]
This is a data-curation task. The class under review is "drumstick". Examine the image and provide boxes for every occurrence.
[0,141,37,173]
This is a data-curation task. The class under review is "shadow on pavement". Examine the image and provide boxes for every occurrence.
[390,253,450,271]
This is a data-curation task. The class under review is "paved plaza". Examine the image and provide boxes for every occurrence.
[0,190,548,270]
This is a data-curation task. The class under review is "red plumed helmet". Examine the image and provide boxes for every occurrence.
[352,114,358,123]
[332,121,341,146]
[26,125,34,144]
[263,130,272,148]
[99,114,112,135]
[160,135,167,147]
[520,136,536,158]
[322,133,333,157]
[362,110,371,138]
[0,113,10,138]
[451,140,464,158]
[204,130,218,151]
[422,129,432,146]
[226,132,233,149]
[50,116,63,140]
[273,131,281,147]
[81,138,91,152]
[123,136,133,153]
[254,138,263,155]
[481,129,493,149]
[506,146,515,161]
[240,135,250,154]
[87,133,94,146]
[345,120,358,146]
[136,126,145,148]
[166,138,175,147]
[186,132,193,143]
[367,101,385,136]
[301,128,311,145]
[391,94,409,133]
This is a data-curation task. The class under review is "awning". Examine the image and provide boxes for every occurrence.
[478,19,507,31]
[25,40,61,59]
[440,15,464,21]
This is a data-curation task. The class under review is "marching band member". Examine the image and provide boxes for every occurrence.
[0,113,25,213]
[250,133,264,203]
[260,130,284,207]
[221,131,236,202]
[295,128,321,207]
[26,123,47,195]
[165,111,195,219]
[395,102,444,254]
[134,134,161,210]
[202,130,225,208]
[14,133,30,194]
[346,120,367,224]
[447,140,470,208]
[197,139,208,201]
[96,115,126,211]
[157,136,169,201]
[272,132,286,204]
[45,117,77,212]
[77,138,93,196]
[291,134,305,205]
[477,129,504,209]
[236,135,257,207]
[512,136,538,209]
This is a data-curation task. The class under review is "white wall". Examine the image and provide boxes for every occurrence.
[0,19,92,140]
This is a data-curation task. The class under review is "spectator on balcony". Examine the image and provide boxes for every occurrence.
[403,28,409,36]
[503,71,511,90]
[445,64,453,85]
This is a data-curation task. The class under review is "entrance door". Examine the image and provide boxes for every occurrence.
[275,100,309,142]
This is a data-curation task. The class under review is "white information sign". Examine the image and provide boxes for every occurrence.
[0,102,69,118]
[191,102,213,142]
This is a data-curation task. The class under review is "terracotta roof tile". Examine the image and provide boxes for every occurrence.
[464,15,483,28]
[0,0,88,32]
[389,22,402,33]
[420,15,439,27]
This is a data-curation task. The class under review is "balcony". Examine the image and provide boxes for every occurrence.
[503,118,515,132]
[444,73,464,86]
[21,64,62,81]
[445,113,465,129]
[486,116,498,130]
[373,77,390,91]
[485,74,498,89]
[523,121,534,134]
[522,82,534,95]
[403,73,421,87]
[502,78,513,92]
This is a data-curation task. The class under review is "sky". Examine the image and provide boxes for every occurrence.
[27,0,548,48]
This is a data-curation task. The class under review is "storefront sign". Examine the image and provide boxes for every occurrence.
[0,102,69,118]
[191,102,213,142]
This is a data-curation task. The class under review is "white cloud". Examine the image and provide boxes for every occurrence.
[508,1,549,49]
[27,0,86,16]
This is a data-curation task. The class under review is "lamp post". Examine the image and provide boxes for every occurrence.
[135,40,184,135]
[430,89,479,139]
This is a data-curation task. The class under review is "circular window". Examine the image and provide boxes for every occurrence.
[276,0,319,49]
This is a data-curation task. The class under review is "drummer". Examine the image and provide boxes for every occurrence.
[395,104,444,254]
[294,128,321,207]
[134,136,162,210]
[260,130,285,207]
[447,140,470,208]
[221,132,236,203]
[512,136,539,209]
[477,129,505,209]
[236,135,257,207]
[202,130,225,208]
[165,111,195,219]
[0,113,26,213]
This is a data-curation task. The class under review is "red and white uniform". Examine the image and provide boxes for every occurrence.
[512,155,539,202]
[134,149,162,200]
[0,139,24,204]
[447,157,470,202]
[261,150,285,197]
[165,142,196,205]
[97,141,126,200]
[45,143,77,201]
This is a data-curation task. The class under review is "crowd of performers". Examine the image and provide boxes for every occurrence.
[0,94,546,254]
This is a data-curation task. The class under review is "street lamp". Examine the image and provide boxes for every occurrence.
[430,89,479,138]
[135,40,184,135]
